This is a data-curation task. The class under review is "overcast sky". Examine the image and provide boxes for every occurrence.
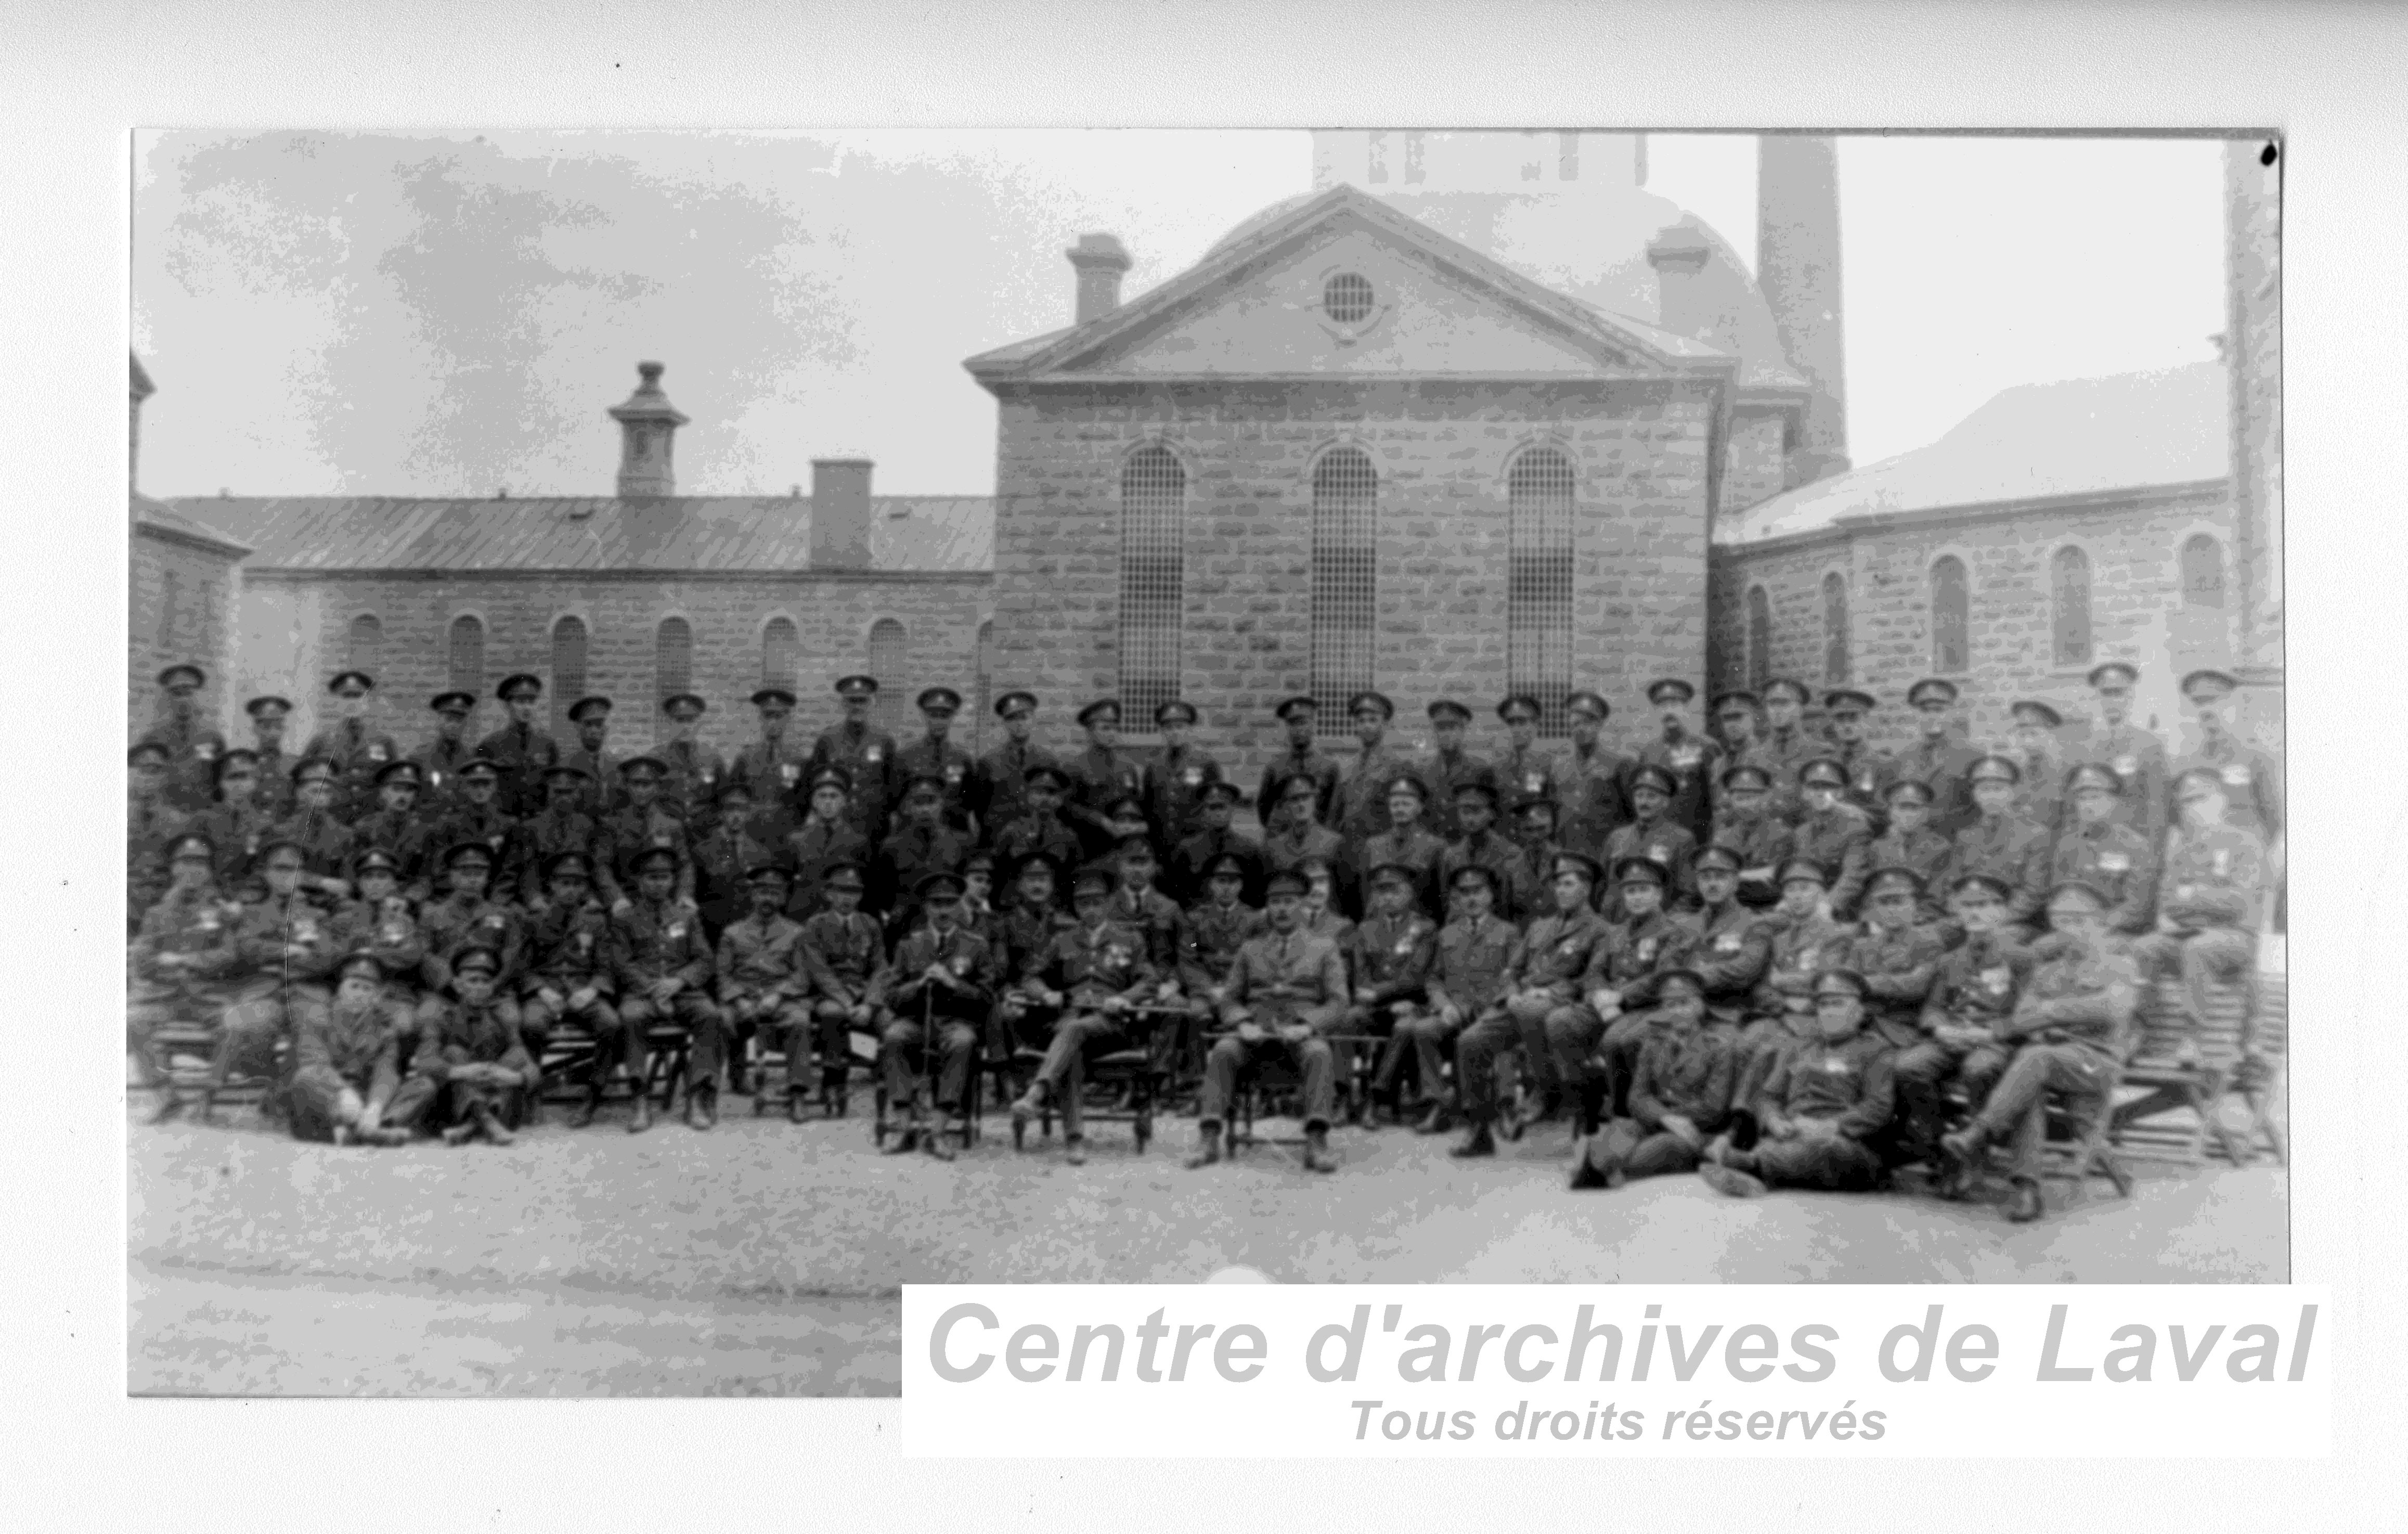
[132,130,2229,498]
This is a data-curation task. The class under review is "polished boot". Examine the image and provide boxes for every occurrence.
[628,1088,653,1134]
[570,1084,603,1129]
[1412,1100,1456,1135]
[787,1089,808,1125]
[1449,1123,1497,1158]
[1301,1126,1338,1174]
[477,1103,515,1146]
[1184,1124,1223,1169]
[2004,1176,2045,1223]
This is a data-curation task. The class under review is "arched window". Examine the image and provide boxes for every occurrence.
[1507,447,1576,734]
[1931,557,1970,674]
[348,613,384,678]
[762,616,799,691]
[974,620,995,755]
[549,616,587,737]
[655,617,693,702]
[2181,534,2226,608]
[1310,448,1378,725]
[1745,586,1773,691]
[2050,546,2093,668]
[1117,446,1185,724]
[447,615,485,697]
[1821,572,1850,684]
[868,618,909,734]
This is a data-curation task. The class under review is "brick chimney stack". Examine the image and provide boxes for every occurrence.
[1757,136,1850,483]
[130,352,155,495]
[1644,217,1715,341]
[810,457,874,571]
[607,360,689,498]
[1067,233,1132,326]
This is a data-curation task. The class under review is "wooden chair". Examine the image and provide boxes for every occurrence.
[1011,1006,1181,1155]
[1218,1030,1381,1159]
[2111,973,2256,1168]
[2038,1083,2133,1208]
[872,997,986,1152]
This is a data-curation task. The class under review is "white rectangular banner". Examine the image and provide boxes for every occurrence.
[903,1284,2328,1458]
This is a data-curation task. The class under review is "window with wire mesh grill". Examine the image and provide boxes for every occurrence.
[1323,272,1374,325]
[655,617,692,704]
[447,615,485,698]
[1116,446,1185,724]
[1821,572,1850,684]
[1507,448,1575,734]
[1931,557,1969,674]
[1745,587,1772,691]
[348,613,384,679]
[974,620,995,755]
[2051,546,2093,668]
[761,617,798,691]
[549,616,587,737]
[2181,534,2226,608]
[869,619,909,734]
[1311,448,1378,726]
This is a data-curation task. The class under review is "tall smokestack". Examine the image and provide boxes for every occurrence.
[1067,233,1132,326]
[1757,136,1849,482]
[607,360,689,498]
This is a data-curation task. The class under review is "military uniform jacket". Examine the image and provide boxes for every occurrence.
[522,901,620,997]
[1350,911,1438,1006]
[415,996,535,1084]
[780,818,873,920]
[2014,752,2067,841]
[1168,827,1268,909]
[408,733,480,806]
[1023,919,1157,1012]
[1254,745,1342,830]
[991,813,1084,890]
[1427,913,1521,1017]
[1755,1030,1897,1139]
[1709,737,1781,825]
[874,924,997,1019]
[695,820,780,920]
[800,909,888,1007]
[1065,742,1146,846]
[1898,738,1981,840]
[1635,732,1723,842]
[302,721,407,822]
[598,802,696,906]
[2077,722,2170,845]
[1831,742,1900,833]
[1751,911,1859,1022]
[475,721,562,819]
[1866,827,1953,924]
[270,807,356,885]
[1557,741,1634,858]
[613,898,714,992]
[1000,905,1079,986]
[1710,811,1797,905]
[1630,1022,1740,1136]
[1844,921,1952,1049]
[1495,742,1565,826]
[2176,734,2283,843]
[1510,906,1614,1001]
[430,802,523,893]
[1790,804,1873,919]
[418,894,526,993]
[140,711,229,814]
[248,744,300,820]
[731,736,812,811]
[1109,885,1184,975]
[1688,900,1774,1020]
[557,743,627,821]
[2053,820,2159,935]
[1920,929,2032,1034]
[517,805,603,905]
[809,724,901,844]
[1759,726,1827,823]
[1585,910,1698,1009]
[229,892,343,999]
[1220,927,1348,1033]
[333,897,425,996]
[295,997,406,1099]
[872,822,971,920]
[1177,900,1265,995]
[195,800,277,896]
[716,911,811,1004]
[2003,931,2138,1062]
[1601,816,1700,917]
[1263,823,1351,909]
[348,808,442,896]
[1134,745,1216,848]
[971,738,1057,842]
[2156,823,2267,932]
[1354,826,1448,918]
[1331,741,1419,847]
[127,797,190,920]
[895,735,978,831]
[1438,831,1537,925]
[1944,814,2053,927]
[131,884,240,1003]
[1416,749,1497,844]
[655,737,729,829]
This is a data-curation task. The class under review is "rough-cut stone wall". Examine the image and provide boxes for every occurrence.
[130,526,242,741]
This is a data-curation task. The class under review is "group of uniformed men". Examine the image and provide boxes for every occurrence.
[126,656,2278,1217]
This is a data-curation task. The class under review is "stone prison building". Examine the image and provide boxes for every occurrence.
[133,133,2282,779]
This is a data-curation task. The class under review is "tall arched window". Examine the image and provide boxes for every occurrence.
[348,613,384,678]
[1745,586,1773,691]
[1507,447,1576,735]
[447,615,485,697]
[1117,445,1185,724]
[761,617,799,691]
[1821,572,1850,684]
[974,620,995,755]
[2181,534,2226,608]
[655,617,693,703]
[2050,546,2093,668]
[549,616,588,736]
[868,618,909,734]
[1930,557,1970,674]
[1310,447,1378,724]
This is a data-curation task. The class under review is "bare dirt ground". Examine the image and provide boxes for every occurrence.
[129,1098,2286,1396]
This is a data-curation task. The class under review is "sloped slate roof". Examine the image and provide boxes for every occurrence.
[133,491,249,555]
[1716,362,2231,546]
[172,494,994,574]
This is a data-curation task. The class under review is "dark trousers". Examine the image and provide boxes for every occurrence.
[1591,1117,1711,1179]
[287,1069,436,1142]
[1970,1042,2118,1179]
[1200,1033,1336,1129]
[1747,1126,1886,1191]
[619,989,726,1088]
[880,1014,981,1113]
[522,992,631,1082]
[1888,1037,2012,1163]
[1374,1004,1463,1101]
[1597,1009,1654,1117]
[209,987,327,1089]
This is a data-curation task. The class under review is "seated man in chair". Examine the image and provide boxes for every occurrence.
[1008,866,1158,1165]
[1345,862,1439,1121]
[1392,862,1520,1134]
[1940,880,2138,1221]
[1187,868,1351,1174]
[2128,767,2269,1070]
[874,871,996,1160]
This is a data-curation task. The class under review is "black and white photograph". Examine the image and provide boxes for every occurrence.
[121,121,2292,1398]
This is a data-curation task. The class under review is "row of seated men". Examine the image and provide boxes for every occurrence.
[128,716,2271,1212]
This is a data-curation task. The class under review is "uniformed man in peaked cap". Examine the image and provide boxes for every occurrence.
[477,674,560,819]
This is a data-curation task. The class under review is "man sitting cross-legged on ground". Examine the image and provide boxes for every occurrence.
[1009,867,1159,1165]
[1940,880,2139,1221]
[287,951,431,1146]
[1390,862,1520,1135]
[1569,968,1738,1189]
[1700,966,1898,1198]
[411,944,540,1148]
[1187,868,1352,1174]
[873,871,996,1161]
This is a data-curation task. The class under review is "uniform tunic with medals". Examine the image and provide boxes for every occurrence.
[808,723,902,846]
[1600,816,1700,919]
[2052,820,2159,935]
[127,884,240,1065]
[2176,736,2283,844]
[597,802,696,908]
[872,923,996,1111]
[1943,813,2053,930]
[970,738,1057,846]
[556,744,626,821]
[1790,803,1873,920]
[517,805,602,906]
[1687,899,1773,1026]
[1354,826,1449,920]
[302,720,407,823]
[269,806,356,891]
[1143,744,1226,846]
[1831,741,1900,834]
[1437,830,1537,926]
[408,734,480,808]
[895,734,978,833]
[1345,910,1438,1030]
[475,720,562,820]
[1458,904,1611,1111]
[656,737,729,830]
[2129,822,2268,1033]
[1843,919,1950,1050]
[1254,743,1342,831]
[1746,1031,1896,1191]
[1390,909,1520,1108]
[332,896,427,1011]
[730,736,813,815]
[195,800,277,900]
[1865,826,1952,924]
[1897,738,1980,840]
[1064,742,1147,855]
[141,712,230,815]
[614,895,723,1087]
[1167,826,1268,910]
[1415,748,1497,845]
[1888,927,2032,1163]
[1736,911,1859,1103]
[1603,1019,1740,1178]
[1634,733,1722,843]
[2075,722,2170,846]
[1202,927,1348,1129]
[1589,910,1703,1117]
[779,818,873,923]
[1964,932,2138,1179]
[1557,740,1634,859]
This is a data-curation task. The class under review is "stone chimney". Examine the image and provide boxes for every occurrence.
[130,352,155,495]
[607,360,689,498]
[1067,233,1132,326]
[1757,135,1850,482]
[1645,217,1715,340]
[811,457,874,571]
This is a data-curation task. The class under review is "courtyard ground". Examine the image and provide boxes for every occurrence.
[128,1095,2286,1396]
